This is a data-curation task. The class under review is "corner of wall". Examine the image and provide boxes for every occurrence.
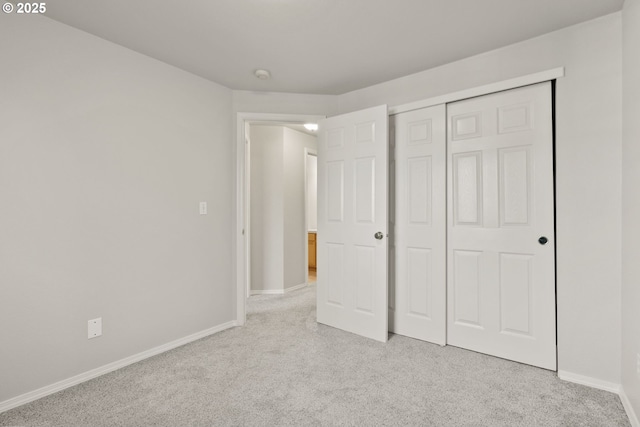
[621,0,640,424]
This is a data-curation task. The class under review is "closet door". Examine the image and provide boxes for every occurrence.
[389,105,446,344]
[447,82,556,370]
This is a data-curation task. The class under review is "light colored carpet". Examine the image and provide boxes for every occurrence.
[0,284,630,426]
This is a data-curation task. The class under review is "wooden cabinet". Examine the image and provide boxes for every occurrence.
[308,232,317,270]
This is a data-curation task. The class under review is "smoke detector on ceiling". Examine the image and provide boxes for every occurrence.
[254,69,271,80]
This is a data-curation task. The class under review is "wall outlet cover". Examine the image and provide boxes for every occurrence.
[88,318,102,339]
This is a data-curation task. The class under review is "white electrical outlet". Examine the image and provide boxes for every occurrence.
[88,318,102,339]
[199,201,207,215]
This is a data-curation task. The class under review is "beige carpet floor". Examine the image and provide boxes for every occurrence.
[0,284,630,426]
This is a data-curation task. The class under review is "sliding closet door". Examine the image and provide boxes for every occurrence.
[389,105,446,344]
[447,82,556,370]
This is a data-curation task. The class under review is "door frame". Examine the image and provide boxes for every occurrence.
[304,148,318,286]
[388,68,564,115]
[235,113,325,325]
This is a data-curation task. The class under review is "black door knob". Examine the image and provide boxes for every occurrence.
[538,236,548,245]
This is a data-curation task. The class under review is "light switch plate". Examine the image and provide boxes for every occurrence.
[88,318,102,339]
[199,202,207,215]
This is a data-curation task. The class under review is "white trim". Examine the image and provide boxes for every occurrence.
[244,121,252,301]
[557,370,621,394]
[620,386,640,427]
[0,321,238,414]
[559,371,638,426]
[285,282,308,293]
[236,113,325,326]
[250,289,284,295]
[250,283,308,296]
[389,67,565,115]
[237,112,326,124]
[236,116,247,326]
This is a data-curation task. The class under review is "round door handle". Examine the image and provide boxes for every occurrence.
[374,232,384,240]
[538,236,548,245]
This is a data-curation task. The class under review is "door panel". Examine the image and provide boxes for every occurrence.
[447,82,556,370]
[499,252,533,336]
[390,104,446,344]
[317,105,388,343]
[406,247,431,318]
[326,243,345,306]
[453,152,483,225]
[500,147,531,225]
[452,249,482,327]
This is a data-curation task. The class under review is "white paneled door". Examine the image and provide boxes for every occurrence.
[317,105,389,343]
[390,105,446,344]
[447,82,556,370]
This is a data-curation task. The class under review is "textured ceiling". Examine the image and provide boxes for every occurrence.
[45,0,624,94]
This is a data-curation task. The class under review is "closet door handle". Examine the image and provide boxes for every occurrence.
[374,232,384,240]
[538,236,548,245]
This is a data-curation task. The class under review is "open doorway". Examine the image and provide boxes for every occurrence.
[306,151,318,285]
[247,123,318,296]
[236,114,325,324]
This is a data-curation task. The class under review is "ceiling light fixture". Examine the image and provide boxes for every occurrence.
[254,69,271,80]
[304,123,318,132]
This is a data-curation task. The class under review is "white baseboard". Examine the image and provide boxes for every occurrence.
[250,283,307,295]
[250,289,283,295]
[557,371,640,426]
[284,282,308,293]
[557,370,621,394]
[620,386,640,427]
[0,320,238,414]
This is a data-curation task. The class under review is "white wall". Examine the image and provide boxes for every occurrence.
[250,126,285,292]
[233,91,339,117]
[307,155,318,231]
[283,128,318,289]
[337,13,623,385]
[622,0,640,420]
[0,15,234,404]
